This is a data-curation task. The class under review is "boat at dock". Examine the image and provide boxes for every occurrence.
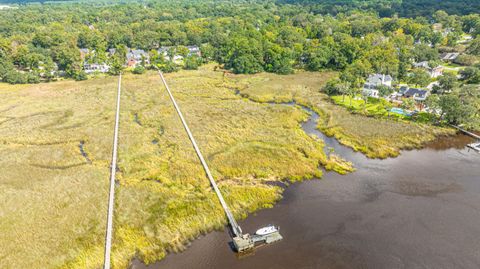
[255,225,278,236]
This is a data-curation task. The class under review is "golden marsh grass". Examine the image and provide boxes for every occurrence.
[1,65,345,268]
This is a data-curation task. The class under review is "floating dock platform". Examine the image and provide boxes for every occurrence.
[467,142,480,152]
[233,231,283,252]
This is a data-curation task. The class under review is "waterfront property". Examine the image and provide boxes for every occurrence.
[403,88,429,102]
[362,73,393,98]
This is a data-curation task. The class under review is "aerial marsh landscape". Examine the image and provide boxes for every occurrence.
[0,65,460,268]
[1,0,479,268]
[0,66,344,268]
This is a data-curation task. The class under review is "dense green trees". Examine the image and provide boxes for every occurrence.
[0,0,479,84]
[435,73,458,93]
[460,66,480,84]
[407,68,431,87]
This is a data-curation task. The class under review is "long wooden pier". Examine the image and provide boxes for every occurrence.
[157,69,282,252]
[450,125,480,152]
[103,74,122,269]
[450,124,480,140]
[157,70,243,237]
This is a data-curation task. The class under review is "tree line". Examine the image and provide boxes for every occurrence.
[0,0,480,83]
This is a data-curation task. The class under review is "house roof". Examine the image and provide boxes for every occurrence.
[131,49,147,56]
[441,52,460,60]
[404,88,428,99]
[413,61,443,72]
[186,45,200,51]
[399,86,409,94]
[158,46,171,53]
[413,61,430,68]
[363,83,375,90]
[126,49,149,59]
[367,74,393,85]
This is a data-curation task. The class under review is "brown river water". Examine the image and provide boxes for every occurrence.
[132,106,480,269]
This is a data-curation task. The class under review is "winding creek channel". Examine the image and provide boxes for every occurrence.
[132,103,480,269]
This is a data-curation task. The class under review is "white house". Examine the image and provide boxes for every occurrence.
[413,61,444,78]
[84,63,110,74]
[158,45,201,62]
[79,48,111,73]
[362,74,393,98]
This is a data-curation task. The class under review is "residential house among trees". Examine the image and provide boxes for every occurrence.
[440,52,460,61]
[80,48,111,74]
[158,45,201,62]
[84,63,110,74]
[362,74,393,98]
[403,88,429,102]
[126,49,150,67]
[186,45,201,56]
[413,61,444,78]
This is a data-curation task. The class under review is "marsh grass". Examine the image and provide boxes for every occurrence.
[1,65,346,268]
[0,78,117,268]
[228,71,455,159]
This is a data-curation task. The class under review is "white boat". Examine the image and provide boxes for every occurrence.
[255,225,278,236]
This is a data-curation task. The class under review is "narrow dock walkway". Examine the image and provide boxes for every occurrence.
[156,70,243,237]
[103,74,122,269]
[450,124,480,140]
[156,69,282,252]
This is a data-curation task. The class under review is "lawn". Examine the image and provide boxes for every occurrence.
[331,95,390,116]
[0,65,351,269]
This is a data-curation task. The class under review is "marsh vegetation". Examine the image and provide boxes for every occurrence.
[0,66,344,268]
[229,71,455,158]
[0,65,455,268]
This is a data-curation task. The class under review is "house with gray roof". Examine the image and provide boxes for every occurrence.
[440,52,460,61]
[126,49,150,67]
[362,73,393,98]
[413,61,444,78]
[404,88,429,102]
[186,45,201,56]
